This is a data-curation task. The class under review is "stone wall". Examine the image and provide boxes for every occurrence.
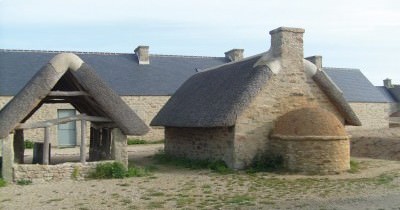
[234,51,345,170]
[233,71,344,168]
[346,102,396,131]
[164,127,235,167]
[0,95,170,147]
[13,161,112,183]
[270,137,350,174]
[121,96,170,141]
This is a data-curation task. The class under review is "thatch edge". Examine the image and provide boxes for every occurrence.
[313,71,362,126]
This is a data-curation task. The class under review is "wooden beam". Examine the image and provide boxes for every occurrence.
[42,99,70,104]
[16,114,112,130]
[90,122,118,129]
[43,127,50,165]
[80,119,86,164]
[47,91,89,97]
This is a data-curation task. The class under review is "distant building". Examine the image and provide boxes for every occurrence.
[0,48,235,146]
[324,68,397,130]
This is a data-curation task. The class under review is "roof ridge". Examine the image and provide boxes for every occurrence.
[323,67,360,71]
[150,54,224,59]
[0,49,129,55]
[0,49,225,59]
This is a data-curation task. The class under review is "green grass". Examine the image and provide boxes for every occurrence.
[71,166,80,180]
[247,154,284,173]
[88,162,152,179]
[16,179,32,185]
[375,174,394,185]
[127,139,164,145]
[348,159,361,173]
[153,152,232,174]
[0,178,6,187]
[24,140,34,149]
[226,195,255,205]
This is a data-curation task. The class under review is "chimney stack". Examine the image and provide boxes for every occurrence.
[384,78,393,88]
[224,49,244,62]
[305,56,323,69]
[134,46,149,64]
[269,27,305,61]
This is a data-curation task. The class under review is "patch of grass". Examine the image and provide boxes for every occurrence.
[226,194,255,205]
[89,162,152,179]
[16,179,32,185]
[47,198,64,202]
[147,201,165,208]
[120,198,132,205]
[127,139,147,145]
[127,139,164,145]
[348,159,360,173]
[71,166,80,180]
[126,166,151,177]
[148,191,165,197]
[116,183,130,187]
[153,152,232,174]
[375,174,394,185]
[247,154,284,173]
[24,140,34,149]
[0,178,6,187]
[176,197,195,207]
[89,162,126,179]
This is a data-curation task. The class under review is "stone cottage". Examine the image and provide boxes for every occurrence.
[151,27,361,169]
[0,48,237,146]
[0,53,148,181]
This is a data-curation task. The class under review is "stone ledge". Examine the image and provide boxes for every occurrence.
[271,134,350,140]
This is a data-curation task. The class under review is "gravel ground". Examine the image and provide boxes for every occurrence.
[1,143,400,209]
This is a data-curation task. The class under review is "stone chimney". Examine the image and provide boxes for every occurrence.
[224,49,244,62]
[269,27,305,61]
[305,55,322,69]
[384,78,393,88]
[134,46,149,65]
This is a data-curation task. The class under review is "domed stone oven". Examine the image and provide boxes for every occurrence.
[270,107,350,174]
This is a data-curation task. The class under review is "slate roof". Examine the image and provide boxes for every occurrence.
[0,53,149,138]
[323,67,390,103]
[376,86,397,103]
[0,49,228,96]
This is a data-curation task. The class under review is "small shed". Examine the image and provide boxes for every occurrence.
[270,107,350,174]
[0,53,148,182]
[151,27,360,169]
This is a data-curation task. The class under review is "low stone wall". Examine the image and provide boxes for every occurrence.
[13,161,113,183]
[350,136,400,160]
[164,126,235,167]
[270,137,350,174]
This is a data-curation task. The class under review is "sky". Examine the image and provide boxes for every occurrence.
[0,0,399,85]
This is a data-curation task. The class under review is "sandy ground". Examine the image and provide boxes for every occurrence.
[1,137,400,209]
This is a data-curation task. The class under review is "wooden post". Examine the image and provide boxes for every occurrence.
[2,134,14,182]
[80,119,86,164]
[13,129,25,164]
[43,127,50,165]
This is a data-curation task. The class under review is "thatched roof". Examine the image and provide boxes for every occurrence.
[0,53,148,138]
[151,54,270,127]
[151,52,361,127]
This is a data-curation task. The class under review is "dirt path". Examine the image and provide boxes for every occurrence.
[1,144,400,210]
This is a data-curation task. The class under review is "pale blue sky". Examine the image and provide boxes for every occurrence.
[1,0,399,85]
